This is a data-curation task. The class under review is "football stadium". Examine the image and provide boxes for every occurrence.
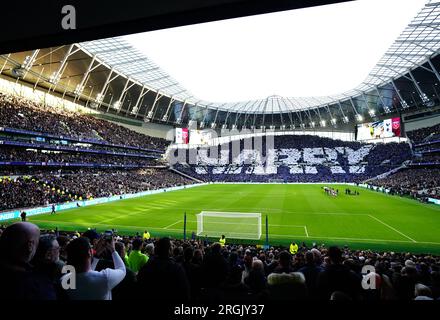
[1,0,440,303]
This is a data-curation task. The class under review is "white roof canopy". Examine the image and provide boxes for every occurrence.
[79,0,440,113]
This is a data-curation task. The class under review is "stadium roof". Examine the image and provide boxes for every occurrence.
[1,0,440,131]
[80,38,194,102]
[77,0,440,113]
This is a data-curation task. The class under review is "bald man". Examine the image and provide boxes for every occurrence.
[0,222,56,300]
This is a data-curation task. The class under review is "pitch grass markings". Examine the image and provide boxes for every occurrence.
[367,214,417,243]
[31,218,440,246]
[304,226,310,237]
[30,218,432,244]
[163,220,183,229]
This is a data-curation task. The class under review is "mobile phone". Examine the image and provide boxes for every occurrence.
[104,230,113,242]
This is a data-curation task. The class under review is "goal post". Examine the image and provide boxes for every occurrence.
[196,211,262,240]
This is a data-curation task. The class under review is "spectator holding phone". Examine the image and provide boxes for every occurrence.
[61,235,126,300]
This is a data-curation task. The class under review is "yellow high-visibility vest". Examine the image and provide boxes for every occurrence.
[219,237,226,247]
[290,243,298,255]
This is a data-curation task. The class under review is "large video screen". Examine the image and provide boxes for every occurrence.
[356,117,401,141]
[189,129,212,145]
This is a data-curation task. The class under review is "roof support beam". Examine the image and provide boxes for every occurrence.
[48,44,81,92]
[427,57,440,83]
[21,49,40,79]
[395,39,439,43]
[287,111,294,128]
[361,92,370,111]
[234,101,251,127]
[381,54,434,74]
[337,101,348,121]
[116,78,136,113]
[200,104,213,128]
[390,80,409,109]
[376,63,412,69]
[212,108,220,128]
[191,102,201,122]
[374,86,390,113]
[96,68,119,110]
[176,100,188,124]
[92,45,132,55]
[0,54,11,74]
[162,97,177,122]
[348,97,360,117]
[146,91,163,120]
[242,100,260,126]
[384,52,429,58]
[408,70,429,104]
[72,55,98,103]
[132,86,150,117]
[223,103,240,128]
[394,40,438,54]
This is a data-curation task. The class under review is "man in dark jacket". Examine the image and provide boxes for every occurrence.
[316,246,361,300]
[0,222,57,300]
[298,250,324,299]
[137,237,190,300]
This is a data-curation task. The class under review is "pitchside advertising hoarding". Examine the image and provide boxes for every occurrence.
[356,117,401,141]
[175,128,189,144]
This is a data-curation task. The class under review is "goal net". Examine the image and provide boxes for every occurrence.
[196,211,262,240]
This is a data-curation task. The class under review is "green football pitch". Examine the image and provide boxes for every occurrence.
[16,183,440,254]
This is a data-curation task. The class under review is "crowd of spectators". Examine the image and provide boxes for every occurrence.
[412,153,440,164]
[0,92,169,150]
[173,135,412,183]
[0,148,156,167]
[371,168,440,200]
[0,169,194,211]
[407,123,440,145]
[1,222,439,301]
[365,123,440,200]
[408,124,440,167]
[0,133,157,156]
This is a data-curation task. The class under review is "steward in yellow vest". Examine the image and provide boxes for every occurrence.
[289,242,298,255]
[219,235,226,247]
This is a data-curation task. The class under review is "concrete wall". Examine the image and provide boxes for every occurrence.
[95,113,175,140]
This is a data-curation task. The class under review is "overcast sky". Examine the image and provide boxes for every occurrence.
[124,0,427,103]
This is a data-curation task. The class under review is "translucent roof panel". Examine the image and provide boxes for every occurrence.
[79,37,195,102]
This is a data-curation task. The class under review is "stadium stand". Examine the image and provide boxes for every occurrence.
[1,222,439,301]
[0,169,193,211]
[0,92,169,150]
[371,168,440,200]
[363,123,440,201]
[0,148,157,167]
[0,91,196,212]
[172,135,412,183]
[406,124,440,145]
